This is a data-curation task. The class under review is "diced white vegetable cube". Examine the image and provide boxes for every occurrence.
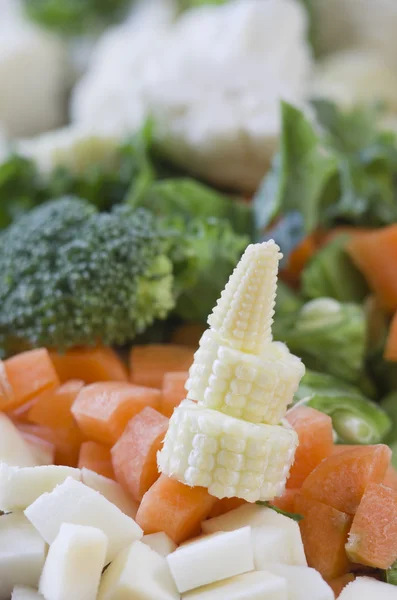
[24,477,142,563]
[0,464,81,512]
[167,526,254,593]
[264,564,334,600]
[142,533,177,557]
[182,571,288,600]
[81,468,138,519]
[39,523,108,600]
[0,513,46,600]
[98,540,179,600]
[252,526,292,569]
[339,576,397,599]
[11,587,43,600]
[0,413,37,467]
[202,504,307,566]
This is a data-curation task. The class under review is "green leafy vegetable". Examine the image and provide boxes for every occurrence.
[386,560,397,586]
[381,391,397,444]
[273,297,367,384]
[301,233,369,302]
[275,282,304,318]
[256,501,304,522]
[23,0,131,35]
[0,155,43,229]
[255,101,397,248]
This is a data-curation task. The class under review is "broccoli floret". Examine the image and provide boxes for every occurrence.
[0,197,175,356]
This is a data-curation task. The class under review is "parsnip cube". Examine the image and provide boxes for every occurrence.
[39,523,107,600]
[338,576,397,599]
[182,571,287,599]
[201,504,307,566]
[98,540,179,600]
[81,468,138,519]
[24,477,142,563]
[12,587,43,600]
[0,413,37,467]
[264,564,334,600]
[0,464,81,512]
[167,526,254,593]
[142,533,177,557]
[0,513,46,600]
[252,527,292,569]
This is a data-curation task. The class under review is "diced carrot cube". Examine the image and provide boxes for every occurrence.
[347,225,397,313]
[294,492,353,580]
[281,235,317,284]
[161,372,188,418]
[112,407,169,502]
[272,489,300,514]
[286,406,334,488]
[130,345,195,389]
[327,574,355,598]
[208,498,246,519]
[17,423,81,467]
[71,382,161,445]
[78,441,115,480]
[0,349,59,412]
[346,483,397,569]
[383,465,397,491]
[49,346,128,383]
[171,324,206,348]
[301,445,391,514]
[135,475,216,544]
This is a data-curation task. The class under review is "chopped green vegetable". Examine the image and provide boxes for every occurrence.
[301,233,369,302]
[0,155,43,229]
[255,101,397,242]
[273,297,367,384]
[380,392,397,444]
[386,560,397,586]
[23,0,131,35]
[0,198,175,356]
[256,501,304,523]
[275,281,304,318]
[294,369,391,444]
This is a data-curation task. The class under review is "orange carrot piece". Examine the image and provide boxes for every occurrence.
[28,380,84,428]
[331,445,359,455]
[301,444,391,514]
[385,310,397,361]
[294,492,353,580]
[327,574,355,598]
[112,407,168,502]
[346,483,397,569]
[286,406,334,489]
[272,489,300,514]
[71,382,161,445]
[130,345,195,389]
[171,324,206,348]
[0,349,59,412]
[49,346,128,384]
[161,372,189,418]
[282,235,317,284]
[78,441,115,479]
[17,423,81,467]
[208,498,246,519]
[383,465,397,491]
[347,225,397,313]
[136,475,216,544]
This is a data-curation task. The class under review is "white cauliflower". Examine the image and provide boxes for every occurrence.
[71,0,312,192]
[310,0,397,71]
[310,50,397,113]
[0,0,69,138]
[16,125,119,175]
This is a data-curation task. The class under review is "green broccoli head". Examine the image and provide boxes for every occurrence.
[0,197,175,355]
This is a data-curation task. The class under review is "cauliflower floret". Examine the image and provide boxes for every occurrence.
[310,50,397,113]
[0,1,69,137]
[311,0,397,70]
[17,126,119,176]
[71,0,312,192]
